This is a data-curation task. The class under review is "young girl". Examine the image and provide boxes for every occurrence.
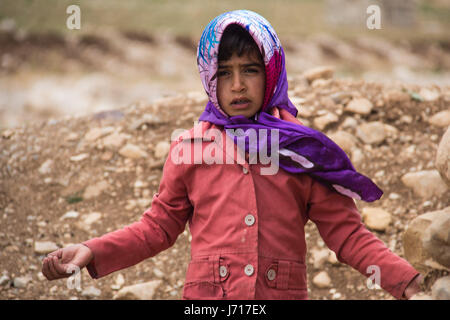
[42,10,422,300]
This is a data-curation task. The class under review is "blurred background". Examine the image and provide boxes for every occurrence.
[0,0,449,128]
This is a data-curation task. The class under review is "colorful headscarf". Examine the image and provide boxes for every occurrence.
[197,10,383,202]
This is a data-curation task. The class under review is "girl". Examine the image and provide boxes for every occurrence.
[42,10,422,300]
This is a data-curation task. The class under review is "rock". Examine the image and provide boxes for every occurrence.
[0,275,11,286]
[409,293,433,300]
[422,213,450,268]
[69,153,89,162]
[419,88,440,102]
[313,112,339,130]
[436,127,450,187]
[83,180,109,200]
[361,207,392,232]
[401,170,448,199]
[34,241,59,255]
[84,127,115,142]
[113,280,162,300]
[351,148,364,164]
[13,275,32,288]
[428,110,450,128]
[327,131,357,155]
[345,98,373,115]
[119,143,149,159]
[154,141,171,159]
[102,132,130,150]
[38,159,53,175]
[327,250,339,265]
[403,207,450,273]
[60,210,79,220]
[311,248,331,269]
[431,276,450,300]
[341,117,358,129]
[76,212,102,231]
[312,271,332,288]
[383,90,410,104]
[81,286,102,299]
[303,66,334,84]
[356,121,386,145]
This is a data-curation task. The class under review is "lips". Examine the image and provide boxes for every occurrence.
[231,97,251,105]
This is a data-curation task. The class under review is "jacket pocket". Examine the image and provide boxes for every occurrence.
[265,260,307,290]
[182,255,228,300]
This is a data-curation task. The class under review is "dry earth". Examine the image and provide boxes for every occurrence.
[1,74,449,300]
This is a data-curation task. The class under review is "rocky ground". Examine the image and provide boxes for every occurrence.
[0,69,449,299]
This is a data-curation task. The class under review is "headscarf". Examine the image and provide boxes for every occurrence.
[197,10,382,202]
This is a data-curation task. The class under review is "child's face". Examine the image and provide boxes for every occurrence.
[217,52,265,118]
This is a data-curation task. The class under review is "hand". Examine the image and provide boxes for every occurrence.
[403,274,424,300]
[42,244,94,281]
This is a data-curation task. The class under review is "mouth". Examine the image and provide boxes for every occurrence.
[230,97,251,109]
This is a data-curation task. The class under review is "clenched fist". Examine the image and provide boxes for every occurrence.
[42,244,93,280]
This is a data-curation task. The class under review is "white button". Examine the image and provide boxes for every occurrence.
[219,265,228,278]
[244,264,254,276]
[245,214,255,226]
[267,269,276,281]
[242,167,249,174]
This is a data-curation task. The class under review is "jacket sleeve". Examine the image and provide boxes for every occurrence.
[82,141,192,279]
[306,178,420,300]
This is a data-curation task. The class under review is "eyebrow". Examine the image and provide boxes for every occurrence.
[218,62,263,69]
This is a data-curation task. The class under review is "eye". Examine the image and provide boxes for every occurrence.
[244,68,258,74]
[218,70,230,77]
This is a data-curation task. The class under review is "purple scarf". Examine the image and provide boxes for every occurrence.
[197,10,382,202]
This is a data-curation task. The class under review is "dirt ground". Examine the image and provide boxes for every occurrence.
[0,29,449,300]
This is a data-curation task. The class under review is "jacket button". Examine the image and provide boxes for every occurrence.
[242,167,249,174]
[244,264,254,276]
[219,265,228,278]
[267,268,276,281]
[245,214,255,226]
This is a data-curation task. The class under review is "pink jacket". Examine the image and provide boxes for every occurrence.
[83,120,419,300]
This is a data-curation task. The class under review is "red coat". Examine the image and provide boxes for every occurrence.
[83,120,419,299]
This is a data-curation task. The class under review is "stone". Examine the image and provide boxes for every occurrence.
[327,250,339,265]
[431,276,450,300]
[13,275,32,288]
[403,207,450,273]
[419,88,440,102]
[34,241,59,254]
[356,122,386,145]
[422,213,450,268]
[119,144,149,159]
[327,131,357,155]
[312,271,332,288]
[102,132,130,150]
[384,90,410,104]
[428,110,450,128]
[38,159,53,175]
[0,275,11,286]
[70,153,89,162]
[313,112,339,130]
[83,180,109,199]
[84,127,115,142]
[401,170,448,199]
[361,207,392,232]
[303,66,334,84]
[436,127,450,187]
[77,212,102,231]
[81,286,101,299]
[154,141,171,159]
[409,293,433,300]
[311,248,331,269]
[113,280,162,300]
[351,148,364,164]
[60,210,79,220]
[345,98,373,115]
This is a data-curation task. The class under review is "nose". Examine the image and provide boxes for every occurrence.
[231,73,245,92]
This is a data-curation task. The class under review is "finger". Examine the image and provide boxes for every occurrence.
[53,256,70,276]
[48,256,66,279]
[42,257,54,280]
[47,249,61,259]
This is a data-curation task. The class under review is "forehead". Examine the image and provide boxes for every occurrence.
[218,52,264,67]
